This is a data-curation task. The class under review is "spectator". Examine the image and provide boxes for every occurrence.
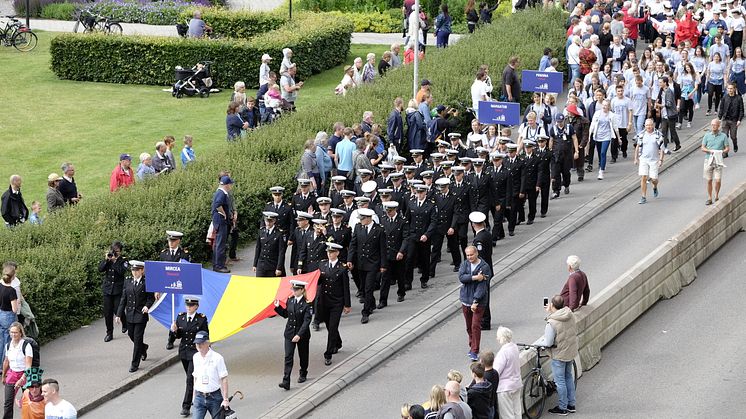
[280,48,294,74]
[361,111,374,133]
[41,379,76,419]
[495,326,522,419]
[560,255,590,311]
[353,138,375,183]
[45,173,65,213]
[152,141,173,174]
[446,370,468,403]
[315,131,332,193]
[539,48,552,71]
[401,404,411,419]
[409,404,426,419]
[502,56,521,103]
[259,53,272,87]
[440,381,472,418]
[226,101,248,141]
[416,79,432,104]
[187,10,211,38]
[387,97,404,152]
[702,118,730,205]
[109,154,135,192]
[191,332,229,419]
[471,69,489,112]
[27,202,41,226]
[1,175,27,227]
[390,43,402,68]
[546,58,559,72]
[477,351,499,419]
[300,139,321,191]
[58,162,81,205]
[579,39,597,76]
[418,92,433,126]
[459,246,492,361]
[230,81,246,104]
[257,72,276,120]
[19,367,45,419]
[136,153,155,181]
[211,176,234,273]
[466,362,492,419]
[404,41,425,65]
[0,266,18,364]
[362,53,377,83]
[537,296,579,416]
[181,135,196,167]
[465,0,478,33]
[327,122,345,167]
[335,127,357,181]
[406,99,427,153]
[240,96,260,129]
[407,3,426,48]
[3,322,32,418]
[335,66,356,96]
[163,136,177,170]
[567,35,582,82]
[281,64,303,109]
[352,57,364,86]
[479,1,498,24]
[435,4,453,48]
[423,385,446,418]
[378,51,392,76]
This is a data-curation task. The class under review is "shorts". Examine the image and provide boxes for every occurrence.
[638,158,659,179]
[703,160,723,181]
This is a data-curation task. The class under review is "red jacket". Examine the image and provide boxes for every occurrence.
[675,12,699,46]
[110,164,135,192]
[622,8,648,40]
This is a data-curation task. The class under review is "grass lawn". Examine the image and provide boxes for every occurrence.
[0,30,384,208]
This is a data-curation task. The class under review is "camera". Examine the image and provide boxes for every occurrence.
[107,253,114,258]
[543,297,549,306]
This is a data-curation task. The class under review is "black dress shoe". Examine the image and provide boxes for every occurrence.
[481,325,491,331]
[452,266,459,272]
[129,366,139,373]
[376,302,387,309]
[405,283,412,291]
[141,344,149,361]
[104,334,113,342]
[508,231,515,236]
[166,341,174,350]
[673,145,681,151]
[214,267,231,273]
[298,375,307,383]
[332,346,340,354]
[361,315,369,324]
[397,295,405,302]
[526,220,534,225]
[312,323,320,331]
[122,326,128,334]
[324,358,332,366]
[540,213,546,218]
[358,298,365,304]
[278,381,290,390]
[180,407,190,417]
[421,282,429,289]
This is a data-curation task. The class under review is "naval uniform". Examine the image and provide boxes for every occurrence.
[380,213,409,303]
[472,228,494,330]
[98,256,129,336]
[117,275,156,370]
[288,226,311,275]
[406,197,437,287]
[488,164,512,242]
[317,260,351,360]
[348,222,388,317]
[291,191,319,215]
[536,146,552,217]
[161,246,192,348]
[505,155,526,234]
[297,233,327,273]
[430,190,457,278]
[523,152,541,223]
[263,201,294,237]
[172,311,209,411]
[253,226,287,277]
[275,296,313,384]
[450,179,475,263]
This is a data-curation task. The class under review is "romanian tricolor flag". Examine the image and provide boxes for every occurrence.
[150,270,320,342]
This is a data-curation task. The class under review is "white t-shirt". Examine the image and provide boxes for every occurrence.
[732,17,746,31]
[44,399,77,419]
[638,130,664,161]
[611,96,631,127]
[629,85,650,116]
[471,79,488,111]
[5,339,32,372]
[192,349,228,393]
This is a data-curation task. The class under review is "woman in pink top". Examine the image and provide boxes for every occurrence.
[495,326,522,419]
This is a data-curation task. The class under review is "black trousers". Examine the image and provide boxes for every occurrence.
[586,139,597,166]
[507,195,525,233]
[317,300,343,359]
[406,239,430,285]
[538,183,550,216]
[574,146,586,180]
[490,205,505,241]
[213,222,229,270]
[359,269,378,316]
[181,358,195,409]
[612,128,628,159]
[480,278,492,329]
[660,117,680,147]
[228,227,240,259]
[429,232,458,277]
[127,322,147,368]
[283,337,309,381]
[103,293,124,335]
[552,153,573,192]
[256,269,281,278]
[3,383,16,419]
[454,221,468,261]
[526,188,539,221]
[381,259,405,302]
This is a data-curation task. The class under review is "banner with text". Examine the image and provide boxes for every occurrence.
[477,101,521,126]
[145,261,203,294]
[521,70,563,94]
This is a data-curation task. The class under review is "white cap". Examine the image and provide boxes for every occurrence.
[262,53,272,61]
[469,211,487,223]
[383,201,399,209]
[358,208,375,217]
[435,178,451,186]
[130,260,145,268]
[361,180,377,193]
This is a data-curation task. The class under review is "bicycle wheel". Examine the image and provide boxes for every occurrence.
[12,31,37,52]
[572,359,579,389]
[522,370,547,419]
[106,23,123,35]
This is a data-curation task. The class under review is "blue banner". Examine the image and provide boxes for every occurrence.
[145,261,203,294]
[521,70,564,94]
[477,101,521,126]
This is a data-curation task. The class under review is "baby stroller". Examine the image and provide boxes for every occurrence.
[172,61,213,98]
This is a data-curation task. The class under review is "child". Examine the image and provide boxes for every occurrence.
[240,97,260,129]
[479,351,500,419]
[181,135,196,167]
[28,201,42,225]
[264,84,282,112]
[259,53,272,86]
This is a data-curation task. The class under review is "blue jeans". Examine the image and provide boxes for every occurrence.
[595,140,610,170]
[569,64,580,84]
[633,115,646,136]
[551,359,576,410]
[192,389,222,419]
[0,311,16,362]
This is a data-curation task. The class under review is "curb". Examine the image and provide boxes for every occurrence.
[258,125,709,418]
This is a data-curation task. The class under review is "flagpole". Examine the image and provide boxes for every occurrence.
[171,293,175,323]
[413,0,420,100]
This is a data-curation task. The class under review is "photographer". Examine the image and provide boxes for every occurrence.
[97,241,128,343]
[433,104,460,140]
[537,295,579,415]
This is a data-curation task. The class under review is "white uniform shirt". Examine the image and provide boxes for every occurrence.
[192,348,228,393]
[4,339,32,372]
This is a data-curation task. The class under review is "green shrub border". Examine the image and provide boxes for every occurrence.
[14,8,564,343]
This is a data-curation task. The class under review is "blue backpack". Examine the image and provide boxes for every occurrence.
[427,116,444,144]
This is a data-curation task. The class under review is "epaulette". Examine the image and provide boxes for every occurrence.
[179,312,186,316]
[197,313,205,318]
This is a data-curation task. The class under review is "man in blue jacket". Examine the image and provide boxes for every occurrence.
[387,97,404,152]
[459,245,492,361]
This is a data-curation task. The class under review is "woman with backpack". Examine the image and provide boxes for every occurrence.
[435,4,453,48]
[0,268,18,367]
[3,322,33,419]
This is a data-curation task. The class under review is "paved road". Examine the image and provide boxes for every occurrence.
[572,232,746,419]
[304,145,746,417]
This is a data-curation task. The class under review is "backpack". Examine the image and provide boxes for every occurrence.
[6,337,40,368]
[427,116,444,144]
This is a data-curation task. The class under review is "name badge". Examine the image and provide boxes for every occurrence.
[202,375,209,385]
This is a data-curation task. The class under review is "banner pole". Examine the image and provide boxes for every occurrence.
[171,293,175,322]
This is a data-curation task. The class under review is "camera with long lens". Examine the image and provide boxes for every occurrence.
[107,253,114,258]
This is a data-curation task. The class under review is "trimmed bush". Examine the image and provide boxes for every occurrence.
[178,8,287,39]
[85,0,207,26]
[40,1,78,20]
[326,9,401,33]
[50,12,353,89]
[17,8,563,343]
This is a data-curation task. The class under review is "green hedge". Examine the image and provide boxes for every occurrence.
[18,8,563,343]
[178,8,287,39]
[326,9,401,33]
[50,12,353,89]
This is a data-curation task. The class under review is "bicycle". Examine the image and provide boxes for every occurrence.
[73,10,123,35]
[0,16,38,52]
[518,343,578,419]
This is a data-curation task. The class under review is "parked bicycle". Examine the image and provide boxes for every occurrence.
[0,16,38,52]
[73,10,123,35]
[518,343,578,419]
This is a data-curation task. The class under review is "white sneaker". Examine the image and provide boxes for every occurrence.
[597,169,604,180]
[695,103,700,110]
[676,123,682,129]
[687,122,691,128]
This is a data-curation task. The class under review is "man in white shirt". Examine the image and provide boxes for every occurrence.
[191,331,230,419]
[634,119,665,204]
[471,69,489,112]
[42,379,77,419]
